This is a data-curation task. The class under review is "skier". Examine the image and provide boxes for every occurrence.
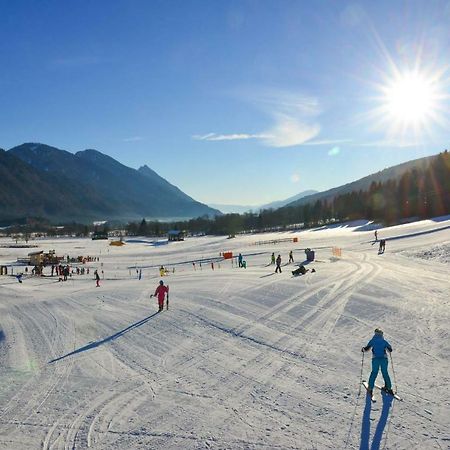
[153,280,169,312]
[94,269,100,287]
[378,239,386,253]
[362,328,394,396]
[275,254,282,273]
[374,230,378,241]
[289,250,294,263]
[271,252,275,265]
[238,253,243,268]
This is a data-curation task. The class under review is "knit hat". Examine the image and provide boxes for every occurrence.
[159,280,164,285]
[374,328,383,335]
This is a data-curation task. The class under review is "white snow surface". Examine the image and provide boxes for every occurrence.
[0,218,449,449]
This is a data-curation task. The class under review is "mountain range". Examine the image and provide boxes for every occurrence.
[0,142,440,225]
[0,143,220,223]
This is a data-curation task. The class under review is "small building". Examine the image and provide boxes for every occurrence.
[92,231,108,240]
[28,250,60,266]
[168,230,185,241]
[28,251,44,266]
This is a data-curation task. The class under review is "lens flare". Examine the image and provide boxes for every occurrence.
[382,72,438,125]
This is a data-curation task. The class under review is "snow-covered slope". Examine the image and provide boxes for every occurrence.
[0,218,449,449]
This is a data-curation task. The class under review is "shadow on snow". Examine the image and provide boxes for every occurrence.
[48,312,160,364]
[359,392,394,450]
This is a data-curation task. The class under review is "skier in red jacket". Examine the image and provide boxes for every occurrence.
[153,280,169,311]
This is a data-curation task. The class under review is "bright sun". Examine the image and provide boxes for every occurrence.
[382,72,439,126]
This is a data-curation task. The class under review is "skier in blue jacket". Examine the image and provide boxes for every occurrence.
[362,328,394,395]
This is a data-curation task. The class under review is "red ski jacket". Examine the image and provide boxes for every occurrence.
[154,285,169,301]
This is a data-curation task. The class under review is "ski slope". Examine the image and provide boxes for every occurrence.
[0,218,449,449]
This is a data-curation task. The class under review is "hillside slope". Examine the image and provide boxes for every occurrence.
[4,143,219,222]
[286,155,435,208]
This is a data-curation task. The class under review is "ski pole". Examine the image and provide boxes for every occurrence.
[389,352,397,394]
[358,350,365,396]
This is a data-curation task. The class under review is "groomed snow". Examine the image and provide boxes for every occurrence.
[0,218,449,449]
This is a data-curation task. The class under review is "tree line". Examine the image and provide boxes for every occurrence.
[3,151,448,238]
[127,151,450,237]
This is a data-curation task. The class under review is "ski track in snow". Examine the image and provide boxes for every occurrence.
[0,219,449,449]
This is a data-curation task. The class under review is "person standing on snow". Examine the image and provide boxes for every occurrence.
[275,254,282,273]
[271,252,275,265]
[238,253,243,268]
[94,269,100,287]
[362,328,394,396]
[289,250,294,263]
[153,280,169,312]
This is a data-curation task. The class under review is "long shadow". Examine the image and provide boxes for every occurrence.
[384,224,450,242]
[359,394,372,450]
[260,272,277,278]
[432,214,450,222]
[48,312,160,364]
[371,393,393,450]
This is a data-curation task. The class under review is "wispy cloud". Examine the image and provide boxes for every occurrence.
[193,133,269,141]
[194,89,322,148]
[263,115,320,148]
[123,136,144,142]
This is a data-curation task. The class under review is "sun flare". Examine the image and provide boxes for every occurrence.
[369,67,448,139]
[384,73,436,123]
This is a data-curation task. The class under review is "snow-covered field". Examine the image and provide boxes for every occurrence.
[0,218,449,449]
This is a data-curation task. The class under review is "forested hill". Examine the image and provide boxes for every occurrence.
[124,151,450,236]
[286,154,437,209]
[278,151,450,226]
[1,143,220,223]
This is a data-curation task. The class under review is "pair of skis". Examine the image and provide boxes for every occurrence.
[362,381,402,402]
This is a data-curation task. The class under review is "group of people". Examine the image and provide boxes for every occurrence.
[270,250,294,273]
[374,230,387,253]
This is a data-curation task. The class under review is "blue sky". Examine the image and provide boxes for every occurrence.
[1,0,450,205]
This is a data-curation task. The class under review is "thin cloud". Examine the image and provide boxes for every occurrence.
[263,115,320,148]
[194,89,322,148]
[193,133,269,141]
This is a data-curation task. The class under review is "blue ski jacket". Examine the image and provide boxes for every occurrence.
[364,334,392,358]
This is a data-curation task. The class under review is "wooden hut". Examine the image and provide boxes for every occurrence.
[168,230,185,241]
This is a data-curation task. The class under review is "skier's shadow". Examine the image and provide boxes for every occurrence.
[359,392,394,450]
[48,312,160,364]
[260,273,276,278]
